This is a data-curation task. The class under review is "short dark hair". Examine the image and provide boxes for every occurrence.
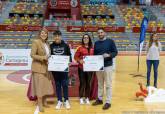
[53,30,62,36]
[98,28,105,32]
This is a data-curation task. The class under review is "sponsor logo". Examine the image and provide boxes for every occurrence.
[70,26,82,31]
[0,52,4,65]
[71,0,78,7]
[3,55,28,66]
[51,0,57,6]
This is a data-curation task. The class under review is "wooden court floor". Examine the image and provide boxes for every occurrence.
[0,56,165,114]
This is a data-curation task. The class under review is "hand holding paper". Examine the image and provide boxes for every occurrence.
[83,55,104,71]
[48,55,70,72]
[103,53,111,58]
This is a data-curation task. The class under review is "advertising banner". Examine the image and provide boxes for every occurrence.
[0,49,32,70]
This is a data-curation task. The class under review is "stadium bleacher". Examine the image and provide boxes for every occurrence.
[0,1,165,51]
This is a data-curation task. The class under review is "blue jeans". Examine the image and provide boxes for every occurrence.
[52,72,69,102]
[146,60,159,87]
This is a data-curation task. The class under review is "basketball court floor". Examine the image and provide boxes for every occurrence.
[1,56,165,114]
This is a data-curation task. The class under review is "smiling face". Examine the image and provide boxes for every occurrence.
[83,35,90,45]
[53,35,62,44]
[40,30,48,41]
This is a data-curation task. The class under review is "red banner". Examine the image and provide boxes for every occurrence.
[0,25,58,31]
[132,27,165,33]
[45,26,59,31]
[67,26,125,32]
[157,27,165,33]
[48,0,80,9]
[84,26,98,32]
[104,26,125,32]
[67,26,83,32]
[49,0,70,9]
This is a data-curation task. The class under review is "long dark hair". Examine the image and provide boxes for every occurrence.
[82,34,93,48]
[148,33,158,48]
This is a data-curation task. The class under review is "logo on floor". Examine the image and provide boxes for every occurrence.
[6,70,31,84]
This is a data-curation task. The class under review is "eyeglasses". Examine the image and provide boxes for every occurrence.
[84,37,89,39]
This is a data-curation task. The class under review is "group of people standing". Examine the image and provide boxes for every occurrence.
[30,28,72,112]
[30,27,161,112]
[30,27,118,112]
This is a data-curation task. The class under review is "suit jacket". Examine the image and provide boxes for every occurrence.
[31,39,50,74]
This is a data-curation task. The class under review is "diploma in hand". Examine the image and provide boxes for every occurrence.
[83,55,104,71]
[48,55,70,72]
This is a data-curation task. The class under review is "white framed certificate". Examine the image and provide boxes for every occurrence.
[83,55,104,71]
[48,55,70,72]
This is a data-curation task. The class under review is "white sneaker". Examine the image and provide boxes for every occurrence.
[55,101,63,110]
[80,98,84,104]
[85,98,90,105]
[64,100,71,109]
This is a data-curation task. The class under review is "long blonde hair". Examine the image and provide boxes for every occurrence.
[38,27,48,41]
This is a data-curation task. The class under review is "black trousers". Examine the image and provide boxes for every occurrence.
[78,68,93,98]
[52,72,69,102]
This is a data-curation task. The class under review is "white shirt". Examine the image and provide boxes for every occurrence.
[146,42,161,60]
[44,43,50,57]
